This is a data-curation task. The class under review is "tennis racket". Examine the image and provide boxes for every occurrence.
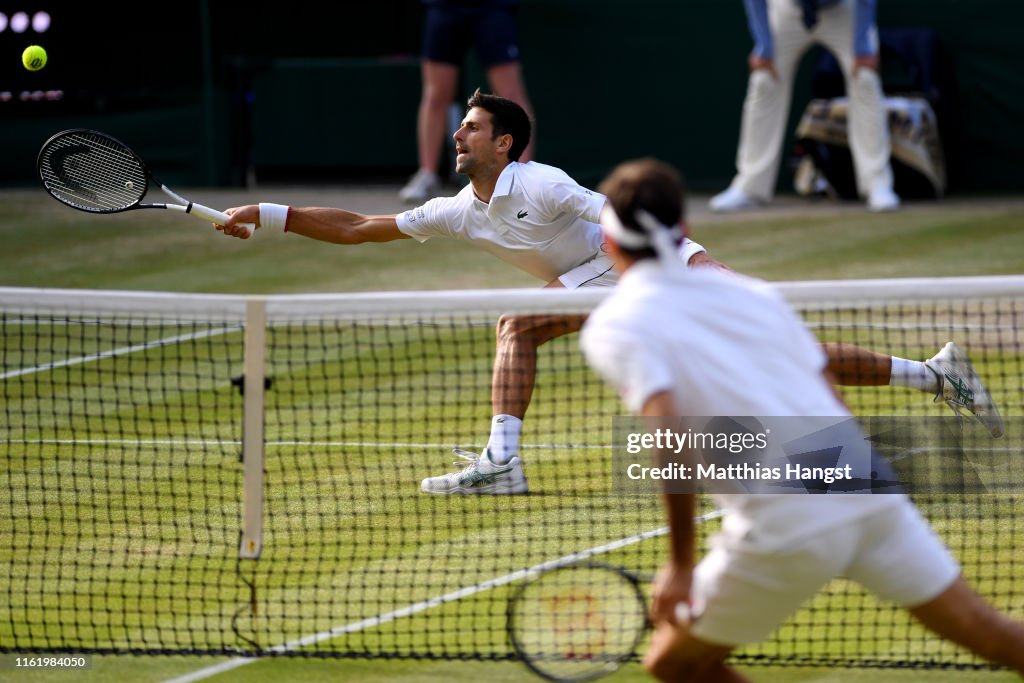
[37,129,253,235]
[507,562,665,683]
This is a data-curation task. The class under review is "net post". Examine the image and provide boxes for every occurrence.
[239,297,266,560]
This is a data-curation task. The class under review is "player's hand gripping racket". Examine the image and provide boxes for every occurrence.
[507,561,688,683]
[37,129,253,235]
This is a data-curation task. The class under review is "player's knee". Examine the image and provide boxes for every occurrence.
[495,314,522,343]
[496,314,544,340]
[497,314,578,348]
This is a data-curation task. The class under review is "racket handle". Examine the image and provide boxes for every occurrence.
[188,202,255,237]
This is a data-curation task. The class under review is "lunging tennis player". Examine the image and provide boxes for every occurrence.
[218,92,1002,497]
[580,158,1024,682]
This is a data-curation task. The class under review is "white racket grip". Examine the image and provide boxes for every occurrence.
[188,202,255,237]
[674,601,691,625]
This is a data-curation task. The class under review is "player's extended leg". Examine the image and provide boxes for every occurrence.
[847,500,1023,670]
[822,341,1004,437]
[910,577,1024,671]
[822,341,895,385]
[488,313,587,455]
[492,313,586,420]
[420,313,585,495]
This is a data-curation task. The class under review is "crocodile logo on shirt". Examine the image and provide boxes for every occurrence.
[517,210,529,219]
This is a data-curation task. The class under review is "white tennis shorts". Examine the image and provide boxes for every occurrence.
[689,502,961,646]
[558,238,708,288]
[558,252,618,289]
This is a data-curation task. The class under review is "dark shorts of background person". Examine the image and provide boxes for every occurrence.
[422,2,521,67]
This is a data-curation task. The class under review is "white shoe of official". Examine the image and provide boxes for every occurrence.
[399,169,441,204]
[420,448,529,495]
[708,186,764,212]
[925,342,1004,438]
[867,185,901,212]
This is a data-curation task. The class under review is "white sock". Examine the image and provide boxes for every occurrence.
[486,414,522,465]
[890,357,939,393]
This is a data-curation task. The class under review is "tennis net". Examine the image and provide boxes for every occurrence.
[1,277,1022,668]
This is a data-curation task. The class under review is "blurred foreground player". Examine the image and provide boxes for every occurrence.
[581,158,1024,683]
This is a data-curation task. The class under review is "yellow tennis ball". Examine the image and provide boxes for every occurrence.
[22,45,47,72]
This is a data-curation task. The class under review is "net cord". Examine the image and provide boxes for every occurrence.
[1,275,1024,321]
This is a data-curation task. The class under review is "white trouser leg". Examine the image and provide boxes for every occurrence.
[818,0,894,196]
[732,0,810,200]
[733,70,792,200]
[846,65,893,196]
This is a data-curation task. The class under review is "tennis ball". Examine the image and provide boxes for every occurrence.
[22,45,47,72]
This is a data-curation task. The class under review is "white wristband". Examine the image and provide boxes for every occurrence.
[679,238,706,266]
[259,203,291,232]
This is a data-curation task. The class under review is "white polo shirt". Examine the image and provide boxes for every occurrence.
[396,161,607,283]
[580,262,905,548]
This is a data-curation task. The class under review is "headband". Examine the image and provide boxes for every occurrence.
[599,204,684,263]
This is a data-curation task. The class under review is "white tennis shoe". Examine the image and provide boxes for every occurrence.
[925,342,1004,438]
[708,186,765,212]
[399,169,441,204]
[867,185,901,212]
[421,448,529,495]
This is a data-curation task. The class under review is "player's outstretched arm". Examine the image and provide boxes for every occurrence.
[687,250,731,271]
[641,391,697,625]
[219,205,409,244]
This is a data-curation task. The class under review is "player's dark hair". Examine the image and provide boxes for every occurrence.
[597,158,686,261]
[466,88,532,162]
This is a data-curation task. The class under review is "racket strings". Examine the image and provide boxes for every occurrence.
[39,132,148,212]
[511,566,648,681]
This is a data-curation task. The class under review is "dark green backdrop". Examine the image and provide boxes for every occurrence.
[1,1,1020,193]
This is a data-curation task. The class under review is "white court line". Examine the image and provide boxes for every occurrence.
[5,438,1021,455]
[161,509,725,683]
[0,326,239,380]
[0,439,609,450]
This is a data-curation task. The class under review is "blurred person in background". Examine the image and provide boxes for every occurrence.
[710,0,900,213]
[399,0,535,203]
